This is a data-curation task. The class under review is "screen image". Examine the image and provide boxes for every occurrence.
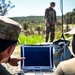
[21,45,53,70]
[24,47,50,66]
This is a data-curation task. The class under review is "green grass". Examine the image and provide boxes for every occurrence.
[18,33,45,45]
[18,31,72,45]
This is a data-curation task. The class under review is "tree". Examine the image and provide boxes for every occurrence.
[23,22,28,30]
[65,12,72,24]
[0,0,15,16]
[73,8,75,12]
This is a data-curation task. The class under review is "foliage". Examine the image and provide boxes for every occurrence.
[18,33,45,45]
[0,0,15,16]
[23,22,28,30]
[18,29,72,45]
[55,31,62,40]
[10,8,75,45]
[64,9,75,24]
[10,16,45,25]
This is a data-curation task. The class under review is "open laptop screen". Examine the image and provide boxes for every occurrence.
[24,47,50,66]
[21,44,53,71]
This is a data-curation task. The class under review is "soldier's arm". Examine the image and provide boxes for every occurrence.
[45,9,49,22]
[55,63,64,75]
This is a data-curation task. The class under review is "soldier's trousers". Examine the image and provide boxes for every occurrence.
[45,25,55,42]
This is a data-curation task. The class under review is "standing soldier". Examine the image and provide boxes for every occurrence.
[45,2,57,42]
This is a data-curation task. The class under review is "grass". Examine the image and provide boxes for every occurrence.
[18,31,72,45]
[18,33,45,45]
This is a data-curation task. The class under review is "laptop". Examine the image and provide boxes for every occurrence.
[20,44,54,74]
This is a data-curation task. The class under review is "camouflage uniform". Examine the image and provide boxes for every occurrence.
[0,16,22,75]
[0,16,22,41]
[45,7,57,42]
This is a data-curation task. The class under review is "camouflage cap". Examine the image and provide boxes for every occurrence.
[50,2,55,6]
[0,16,22,41]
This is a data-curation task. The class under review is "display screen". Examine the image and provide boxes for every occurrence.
[22,47,51,66]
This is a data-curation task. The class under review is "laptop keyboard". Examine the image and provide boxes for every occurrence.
[20,70,54,75]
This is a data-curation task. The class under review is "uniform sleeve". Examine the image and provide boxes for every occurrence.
[55,10,57,22]
[45,9,49,21]
[54,63,64,75]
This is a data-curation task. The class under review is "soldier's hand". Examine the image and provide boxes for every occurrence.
[46,21,50,27]
[8,57,25,66]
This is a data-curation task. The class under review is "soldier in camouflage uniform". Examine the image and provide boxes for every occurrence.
[0,16,25,75]
[45,2,57,42]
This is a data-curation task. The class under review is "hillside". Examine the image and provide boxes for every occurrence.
[10,16,61,25]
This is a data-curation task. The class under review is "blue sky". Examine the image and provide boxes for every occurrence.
[6,0,75,17]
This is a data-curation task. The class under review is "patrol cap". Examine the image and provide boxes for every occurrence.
[0,16,22,41]
[50,2,55,6]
